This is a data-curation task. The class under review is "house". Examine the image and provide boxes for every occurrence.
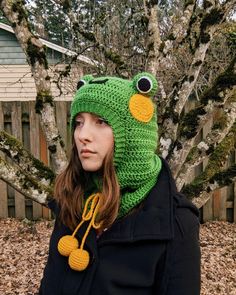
[0,22,95,101]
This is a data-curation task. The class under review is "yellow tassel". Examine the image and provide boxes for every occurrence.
[69,249,90,271]
[57,193,102,271]
[58,235,79,257]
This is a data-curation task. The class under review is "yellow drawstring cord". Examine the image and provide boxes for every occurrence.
[58,193,102,271]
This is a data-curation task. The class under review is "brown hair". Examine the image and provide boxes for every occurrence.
[54,139,120,231]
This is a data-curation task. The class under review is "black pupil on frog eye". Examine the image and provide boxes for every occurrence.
[138,78,151,92]
[77,80,85,90]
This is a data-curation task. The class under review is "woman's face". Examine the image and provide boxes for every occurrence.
[74,112,114,172]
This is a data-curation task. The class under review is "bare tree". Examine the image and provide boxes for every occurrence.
[0,0,235,210]
[0,0,68,206]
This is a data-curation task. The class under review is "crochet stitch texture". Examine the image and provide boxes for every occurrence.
[70,72,162,217]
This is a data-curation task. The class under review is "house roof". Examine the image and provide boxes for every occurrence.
[0,22,96,66]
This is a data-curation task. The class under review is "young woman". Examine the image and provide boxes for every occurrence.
[39,72,200,295]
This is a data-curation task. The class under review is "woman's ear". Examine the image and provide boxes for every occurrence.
[132,72,158,97]
[77,75,94,90]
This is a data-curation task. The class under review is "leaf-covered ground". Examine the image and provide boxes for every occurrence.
[0,219,235,295]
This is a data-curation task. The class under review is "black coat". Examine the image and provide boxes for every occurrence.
[39,159,201,295]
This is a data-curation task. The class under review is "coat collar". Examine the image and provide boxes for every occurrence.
[97,158,176,245]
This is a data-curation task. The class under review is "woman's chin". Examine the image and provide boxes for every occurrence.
[81,161,102,172]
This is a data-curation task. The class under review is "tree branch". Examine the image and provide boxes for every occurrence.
[0,156,53,206]
[145,0,161,75]
[170,85,235,177]
[160,1,230,158]
[181,121,236,200]
[171,54,236,179]
[192,191,213,209]
[0,130,55,186]
[176,89,236,190]
[71,22,126,70]
[174,1,196,39]
[166,0,197,49]
[191,163,236,208]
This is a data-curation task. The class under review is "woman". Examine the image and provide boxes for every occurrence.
[39,72,200,295]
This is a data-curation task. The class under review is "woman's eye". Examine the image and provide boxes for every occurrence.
[97,118,108,125]
[75,120,83,127]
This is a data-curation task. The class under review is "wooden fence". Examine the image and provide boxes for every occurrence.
[0,101,235,222]
[0,101,71,220]
[200,152,236,223]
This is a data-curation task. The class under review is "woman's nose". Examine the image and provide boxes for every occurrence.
[78,123,93,143]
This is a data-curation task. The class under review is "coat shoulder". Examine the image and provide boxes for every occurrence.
[173,192,200,237]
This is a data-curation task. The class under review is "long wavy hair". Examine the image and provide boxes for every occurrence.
[54,138,120,231]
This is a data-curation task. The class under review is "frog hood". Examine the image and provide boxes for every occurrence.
[70,72,162,217]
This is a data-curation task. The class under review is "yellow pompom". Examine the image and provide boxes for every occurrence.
[129,94,154,122]
[68,248,90,271]
[58,235,79,257]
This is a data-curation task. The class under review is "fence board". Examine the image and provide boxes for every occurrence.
[66,102,72,155]
[202,114,214,221]
[203,196,213,222]
[0,102,8,218]
[56,101,68,151]
[234,152,236,222]
[213,188,227,220]
[22,102,34,219]
[39,124,51,219]
[29,101,42,220]
[11,101,25,219]
[234,182,236,222]
[3,117,15,217]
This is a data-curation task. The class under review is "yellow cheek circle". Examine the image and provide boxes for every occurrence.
[129,94,154,123]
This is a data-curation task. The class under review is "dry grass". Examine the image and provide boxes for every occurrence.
[0,218,235,295]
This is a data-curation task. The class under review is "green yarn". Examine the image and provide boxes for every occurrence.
[71,72,162,218]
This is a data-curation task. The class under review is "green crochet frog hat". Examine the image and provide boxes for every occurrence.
[71,72,162,217]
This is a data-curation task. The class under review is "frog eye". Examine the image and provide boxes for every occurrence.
[136,76,153,94]
[77,79,86,90]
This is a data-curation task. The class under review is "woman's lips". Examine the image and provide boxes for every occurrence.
[81,149,96,155]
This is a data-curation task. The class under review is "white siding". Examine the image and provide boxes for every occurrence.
[0,64,83,101]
